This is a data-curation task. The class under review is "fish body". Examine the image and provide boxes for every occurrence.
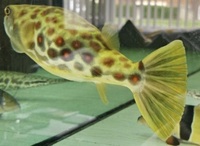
[0,71,67,90]
[138,104,200,145]
[4,5,187,141]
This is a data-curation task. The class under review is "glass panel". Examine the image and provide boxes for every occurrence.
[0,0,200,146]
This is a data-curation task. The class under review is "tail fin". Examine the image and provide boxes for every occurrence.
[133,40,187,140]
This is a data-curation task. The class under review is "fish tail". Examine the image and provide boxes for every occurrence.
[133,40,187,140]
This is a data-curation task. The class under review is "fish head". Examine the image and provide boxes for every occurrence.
[4,5,36,53]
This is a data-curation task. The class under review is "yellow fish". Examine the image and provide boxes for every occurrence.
[4,5,187,141]
[138,104,200,145]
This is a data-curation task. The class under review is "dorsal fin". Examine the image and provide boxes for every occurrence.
[102,24,120,50]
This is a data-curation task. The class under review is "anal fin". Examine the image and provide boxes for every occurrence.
[96,83,109,104]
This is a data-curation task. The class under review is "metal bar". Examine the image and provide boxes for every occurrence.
[192,0,198,27]
[184,0,189,27]
[160,0,165,27]
[73,0,76,12]
[169,0,173,27]
[139,0,144,27]
[146,0,151,27]
[153,0,158,28]
[118,0,123,27]
[91,0,96,25]
[105,0,110,22]
[63,0,70,10]
[132,0,137,23]
[125,0,130,19]
[79,0,84,17]
[110,0,116,24]
[176,0,181,27]
[85,0,91,21]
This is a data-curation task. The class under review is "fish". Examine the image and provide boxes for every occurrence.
[0,89,20,114]
[3,5,187,141]
[0,71,67,90]
[0,71,67,113]
[138,104,200,145]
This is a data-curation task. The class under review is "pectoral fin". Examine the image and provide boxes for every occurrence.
[0,89,20,114]
[96,83,109,104]
[10,40,23,53]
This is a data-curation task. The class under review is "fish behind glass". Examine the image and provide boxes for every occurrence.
[138,104,200,145]
[3,5,187,141]
[0,71,67,90]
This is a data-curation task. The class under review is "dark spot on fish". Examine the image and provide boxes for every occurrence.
[71,40,83,50]
[119,57,128,62]
[58,64,70,70]
[35,21,41,30]
[89,41,101,52]
[81,52,94,64]
[69,29,78,35]
[45,16,58,23]
[31,14,37,19]
[11,79,22,84]
[96,35,110,50]
[59,24,64,29]
[138,61,145,71]
[41,8,52,16]
[96,34,103,42]
[74,62,84,71]
[4,78,9,84]
[124,63,131,68]
[48,48,58,59]
[113,73,126,81]
[81,33,93,40]
[29,42,35,50]
[103,58,115,67]
[33,8,41,14]
[128,74,141,85]
[55,36,65,47]
[19,9,27,17]
[47,28,55,36]
[37,33,44,47]
[60,48,73,61]
[91,67,102,77]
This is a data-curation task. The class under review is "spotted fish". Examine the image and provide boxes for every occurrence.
[4,5,187,141]
[138,104,200,145]
[0,71,66,90]
[0,71,66,113]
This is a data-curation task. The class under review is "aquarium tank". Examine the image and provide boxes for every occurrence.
[0,0,200,146]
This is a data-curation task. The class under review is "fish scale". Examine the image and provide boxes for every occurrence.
[4,5,187,142]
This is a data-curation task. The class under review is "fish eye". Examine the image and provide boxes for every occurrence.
[4,6,11,16]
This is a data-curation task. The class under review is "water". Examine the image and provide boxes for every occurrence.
[0,1,200,146]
